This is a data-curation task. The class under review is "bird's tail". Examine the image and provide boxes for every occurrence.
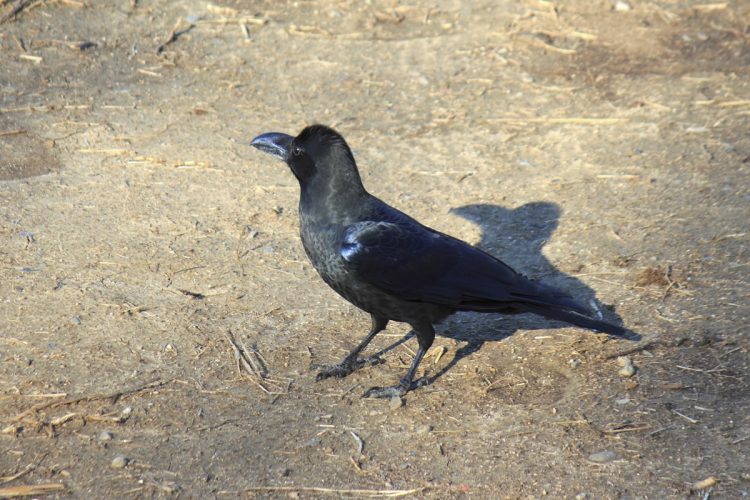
[520,303,640,341]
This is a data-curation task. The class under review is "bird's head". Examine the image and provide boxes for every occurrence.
[250,125,362,191]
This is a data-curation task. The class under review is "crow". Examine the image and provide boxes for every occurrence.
[250,125,638,398]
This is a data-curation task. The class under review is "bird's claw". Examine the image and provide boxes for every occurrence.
[362,384,407,399]
[313,355,384,381]
[362,377,427,398]
[314,364,352,381]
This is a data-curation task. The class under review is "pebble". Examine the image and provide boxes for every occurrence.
[303,438,321,448]
[617,356,636,377]
[120,406,133,422]
[389,396,404,410]
[614,1,631,11]
[692,476,717,490]
[98,431,114,442]
[686,125,708,134]
[416,424,432,435]
[568,358,582,369]
[588,450,617,463]
[110,455,129,468]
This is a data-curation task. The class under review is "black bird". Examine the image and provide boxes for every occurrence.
[250,125,637,398]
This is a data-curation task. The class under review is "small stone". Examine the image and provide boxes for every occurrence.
[389,396,404,410]
[686,125,708,134]
[111,455,129,468]
[588,450,617,463]
[303,438,321,447]
[575,494,588,500]
[416,424,432,435]
[98,431,114,442]
[120,406,133,421]
[614,1,631,11]
[619,364,636,377]
[615,397,631,405]
[617,356,636,377]
[568,358,582,369]
[692,476,717,490]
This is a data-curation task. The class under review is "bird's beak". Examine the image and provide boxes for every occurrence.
[250,132,293,162]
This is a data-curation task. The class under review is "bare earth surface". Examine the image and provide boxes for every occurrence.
[1,0,749,497]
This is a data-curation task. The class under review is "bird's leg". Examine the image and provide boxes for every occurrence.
[363,322,434,398]
[315,315,388,380]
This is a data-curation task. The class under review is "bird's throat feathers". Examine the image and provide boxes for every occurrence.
[300,164,368,219]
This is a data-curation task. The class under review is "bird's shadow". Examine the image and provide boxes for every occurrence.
[371,202,629,384]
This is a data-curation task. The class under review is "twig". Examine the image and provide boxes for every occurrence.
[487,117,627,125]
[223,330,293,396]
[719,346,742,358]
[0,483,65,497]
[0,129,26,137]
[177,288,205,299]
[156,18,196,54]
[0,104,89,113]
[349,430,364,454]
[224,330,266,378]
[604,340,662,359]
[49,412,77,426]
[18,54,41,64]
[672,409,698,424]
[647,425,673,436]
[0,0,38,25]
[288,24,333,36]
[603,425,651,434]
[235,333,267,376]
[0,453,47,484]
[8,379,173,424]
[239,22,250,40]
[233,486,426,497]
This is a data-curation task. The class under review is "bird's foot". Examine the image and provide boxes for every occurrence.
[362,377,428,399]
[314,355,384,381]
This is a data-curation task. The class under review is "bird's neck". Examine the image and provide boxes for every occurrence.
[299,172,369,224]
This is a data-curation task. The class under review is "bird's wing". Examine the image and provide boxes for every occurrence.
[339,220,582,312]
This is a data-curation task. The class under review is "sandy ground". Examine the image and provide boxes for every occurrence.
[1,0,749,497]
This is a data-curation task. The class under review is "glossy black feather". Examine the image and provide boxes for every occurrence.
[339,218,591,315]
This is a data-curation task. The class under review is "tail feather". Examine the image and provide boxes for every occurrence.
[521,303,640,341]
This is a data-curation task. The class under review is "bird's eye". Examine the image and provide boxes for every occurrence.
[292,146,303,156]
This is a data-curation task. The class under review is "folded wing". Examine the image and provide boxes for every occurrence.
[339,220,589,315]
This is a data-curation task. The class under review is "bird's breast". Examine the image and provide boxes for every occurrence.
[299,220,344,278]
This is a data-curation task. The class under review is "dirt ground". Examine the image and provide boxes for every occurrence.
[1,0,749,498]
